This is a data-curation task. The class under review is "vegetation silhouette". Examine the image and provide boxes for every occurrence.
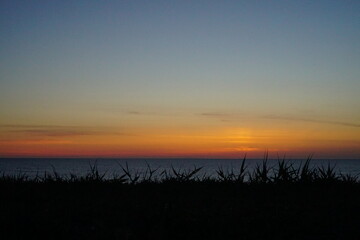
[1,156,360,239]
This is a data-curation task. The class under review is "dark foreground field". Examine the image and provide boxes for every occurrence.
[1,160,360,239]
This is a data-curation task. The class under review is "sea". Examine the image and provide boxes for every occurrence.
[1,158,360,180]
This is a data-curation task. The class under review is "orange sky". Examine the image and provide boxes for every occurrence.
[1,117,359,158]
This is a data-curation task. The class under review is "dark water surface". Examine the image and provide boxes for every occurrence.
[0,158,360,179]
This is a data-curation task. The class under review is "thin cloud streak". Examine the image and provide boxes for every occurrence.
[200,112,360,128]
[9,129,97,137]
[199,112,236,122]
[0,124,81,129]
[123,109,178,117]
[0,124,133,137]
[200,112,232,117]
[100,105,177,117]
[263,115,360,128]
[127,111,141,115]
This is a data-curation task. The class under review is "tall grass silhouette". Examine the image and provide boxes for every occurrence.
[2,156,360,239]
[1,156,358,184]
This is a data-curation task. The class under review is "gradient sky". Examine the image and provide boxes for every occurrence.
[1,0,359,158]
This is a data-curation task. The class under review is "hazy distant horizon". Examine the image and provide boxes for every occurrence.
[1,155,359,160]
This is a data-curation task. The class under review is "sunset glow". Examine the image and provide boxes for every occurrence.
[1,1,359,159]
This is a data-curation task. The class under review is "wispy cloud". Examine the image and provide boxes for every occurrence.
[199,112,244,122]
[0,124,130,137]
[200,112,360,128]
[9,129,96,137]
[127,111,141,115]
[200,112,232,117]
[124,109,174,117]
[262,115,360,128]
[0,139,73,145]
[0,124,76,129]
[101,105,174,116]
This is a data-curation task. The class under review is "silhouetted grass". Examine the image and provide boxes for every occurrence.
[1,157,360,239]
[1,156,356,185]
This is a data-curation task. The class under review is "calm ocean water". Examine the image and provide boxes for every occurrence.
[1,158,360,179]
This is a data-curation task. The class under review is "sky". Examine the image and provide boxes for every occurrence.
[0,0,359,159]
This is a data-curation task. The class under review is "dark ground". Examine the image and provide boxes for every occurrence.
[1,181,360,240]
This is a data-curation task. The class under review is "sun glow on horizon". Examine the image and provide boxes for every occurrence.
[0,124,359,159]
